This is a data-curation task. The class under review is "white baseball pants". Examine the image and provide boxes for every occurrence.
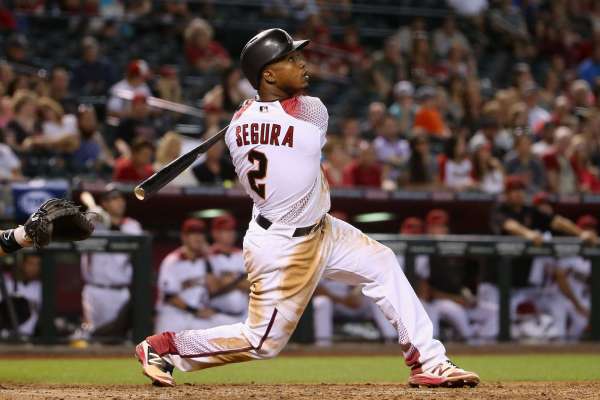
[157,214,447,373]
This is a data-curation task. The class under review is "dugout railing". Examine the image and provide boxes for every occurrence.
[3,234,598,344]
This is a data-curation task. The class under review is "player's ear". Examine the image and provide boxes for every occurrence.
[263,68,276,85]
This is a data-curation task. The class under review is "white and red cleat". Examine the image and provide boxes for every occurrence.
[135,339,175,387]
[408,360,480,388]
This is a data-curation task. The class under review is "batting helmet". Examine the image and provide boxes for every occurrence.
[240,28,310,89]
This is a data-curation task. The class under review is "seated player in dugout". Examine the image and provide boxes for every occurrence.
[208,214,250,318]
[155,218,244,333]
[416,210,498,342]
[136,28,480,389]
[0,253,41,337]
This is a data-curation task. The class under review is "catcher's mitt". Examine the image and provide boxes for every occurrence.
[24,198,95,249]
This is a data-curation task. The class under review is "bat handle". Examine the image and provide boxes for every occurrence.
[134,186,146,201]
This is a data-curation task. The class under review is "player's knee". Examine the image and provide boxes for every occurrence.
[256,338,286,359]
[312,295,333,313]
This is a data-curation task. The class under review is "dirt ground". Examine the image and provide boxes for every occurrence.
[1,382,599,400]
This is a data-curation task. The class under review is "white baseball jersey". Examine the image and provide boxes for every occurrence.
[157,248,212,311]
[81,217,142,286]
[0,274,41,335]
[209,249,245,275]
[556,256,590,302]
[224,96,330,227]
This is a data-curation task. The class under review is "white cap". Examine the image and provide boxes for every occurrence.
[393,80,414,97]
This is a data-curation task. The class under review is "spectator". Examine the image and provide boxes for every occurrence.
[27,97,79,154]
[322,137,350,188]
[192,138,236,185]
[114,94,161,151]
[531,121,556,157]
[154,131,196,186]
[203,67,255,117]
[155,218,241,332]
[503,134,546,193]
[155,66,183,104]
[570,135,600,193]
[440,135,474,191]
[577,41,600,87]
[77,186,142,340]
[4,90,37,152]
[72,36,117,97]
[184,18,231,73]
[413,86,450,138]
[469,116,503,159]
[433,16,471,59]
[208,214,250,318]
[0,254,41,337]
[400,217,424,235]
[523,83,551,132]
[369,38,406,101]
[340,116,361,158]
[113,138,154,183]
[4,34,31,66]
[388,81,416,136]
[107,59,152,118]
[393,17,427,55]
[403,134,438,190]
[373,115,409,187]
[48,66,77,114]
[472,142,504,194]
[0,140,22,181]
[542,126,577,194]
[71,105,114,174]
[342,140,382,188]
[360,102,386,140]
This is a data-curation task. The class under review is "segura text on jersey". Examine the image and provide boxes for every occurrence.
[235,123,294,148]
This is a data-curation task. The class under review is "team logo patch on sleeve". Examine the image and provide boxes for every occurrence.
[260,106,269,113]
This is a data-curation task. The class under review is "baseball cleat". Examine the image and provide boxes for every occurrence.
[135,340,175,387]
[408,360,480,388]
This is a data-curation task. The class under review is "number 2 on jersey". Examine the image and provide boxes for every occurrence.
[247,150,268,198]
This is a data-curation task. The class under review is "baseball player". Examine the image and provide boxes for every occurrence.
[313,278,397,346]
[208,215,249,317]
[78,186,141,338]
[136,28,479,388]
[155,218,241,332]
[553,214,595,339]
[0,253,41,336]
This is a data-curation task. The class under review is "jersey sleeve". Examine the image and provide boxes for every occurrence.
[281,96,329,136]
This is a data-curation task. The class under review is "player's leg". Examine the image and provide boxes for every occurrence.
[367,300,398,342]
[137,219,333,385]
[312,295,334,346]
[322,215,479,387]
[431,299,474,340]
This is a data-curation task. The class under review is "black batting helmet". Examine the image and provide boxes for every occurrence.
[240,28,310,89]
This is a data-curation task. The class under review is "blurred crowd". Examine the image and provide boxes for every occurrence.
[0,1,598,194]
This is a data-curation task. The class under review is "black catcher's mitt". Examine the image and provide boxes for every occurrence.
[24,198,95,249]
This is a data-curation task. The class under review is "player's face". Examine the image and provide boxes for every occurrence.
[183,232,208,255]
[506,189,525,206]
[213,229,236,247]
[22,255,41,281]
[264,51,309,94]
[102,195,126,218]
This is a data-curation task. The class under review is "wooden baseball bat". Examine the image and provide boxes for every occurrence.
[134,125,229,200]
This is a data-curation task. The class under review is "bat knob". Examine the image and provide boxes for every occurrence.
[134,186,146,201]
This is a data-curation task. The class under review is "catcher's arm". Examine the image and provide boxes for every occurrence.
[0,226,33,256]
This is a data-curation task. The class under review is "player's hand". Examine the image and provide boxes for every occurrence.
[525,230,544,246]
[575,304,590,318]
[80,191,97,210]
[579,230,598,246]
[196,308,216,318]
[341,293,363,310]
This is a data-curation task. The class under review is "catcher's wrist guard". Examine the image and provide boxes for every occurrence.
[0,229,23,254]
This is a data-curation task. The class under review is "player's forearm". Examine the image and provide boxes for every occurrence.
[555,269,585,311]
[551,216,582,237]
[503,219,535,238]
[0,226,33,256]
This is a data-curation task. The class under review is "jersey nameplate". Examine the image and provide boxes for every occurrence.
[235,123,294,148]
